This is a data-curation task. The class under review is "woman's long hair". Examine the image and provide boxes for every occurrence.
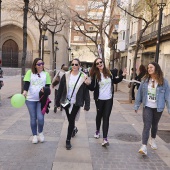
[90,58,111,81]
[144,62,164,85]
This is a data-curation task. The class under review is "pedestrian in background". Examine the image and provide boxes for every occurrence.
[23,58,51,144]
[87,57,126,146]
[135,64,147,90]
[52,64,68,113]
[128,68,137,100]
[56,58,90,150]
[134,62,170,155]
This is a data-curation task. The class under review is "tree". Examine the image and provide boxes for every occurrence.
[118,0,158,103]
[27,0,69,77]
[67,0,119,60]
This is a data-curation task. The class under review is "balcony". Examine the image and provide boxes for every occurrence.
[141,14,170,43]
[129,33,137,45]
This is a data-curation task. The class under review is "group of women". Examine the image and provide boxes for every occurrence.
[22,57,170,156]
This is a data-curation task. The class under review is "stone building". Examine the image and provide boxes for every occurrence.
[0,0,70,75]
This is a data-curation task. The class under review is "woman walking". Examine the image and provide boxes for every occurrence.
[87,57,126,146]
[23,58,51,144]
[134,62,170,155]
[56,58,90,150]
[52,64,68,113]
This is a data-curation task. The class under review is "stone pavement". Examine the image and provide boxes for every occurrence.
[0,75,170,170]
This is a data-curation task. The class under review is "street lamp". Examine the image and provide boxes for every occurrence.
[68,47,71,61]
[71,53,74,60]
[155,0,166,63]
[41,24,47,61]
[54,41,59,76]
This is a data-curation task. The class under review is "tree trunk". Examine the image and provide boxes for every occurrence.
[51,32,55,78]
[21,0,29,93]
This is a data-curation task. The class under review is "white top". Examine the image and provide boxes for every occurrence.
[27,72,48,101]
[67,73,80,104]
[98,73,112,100]
[146,79,158,108]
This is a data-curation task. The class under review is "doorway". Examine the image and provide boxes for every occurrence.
[2,39,19,67]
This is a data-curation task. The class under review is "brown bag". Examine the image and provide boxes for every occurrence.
[52,72,60,86]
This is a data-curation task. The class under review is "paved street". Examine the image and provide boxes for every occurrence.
[0,75,170,170]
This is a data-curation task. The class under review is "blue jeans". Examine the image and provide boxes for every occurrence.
[26,100,44,135]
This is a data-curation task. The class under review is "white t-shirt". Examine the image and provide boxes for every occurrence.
[98,73,112,100]
[24,70,51,101]
[146,79,158,108]
[67,73,80,104]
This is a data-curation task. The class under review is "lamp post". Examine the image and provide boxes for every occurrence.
[68,47,71,62]
[54,41,59,76]
[41,24,47,61]
[155,0,166,63]
[71,53,74,60]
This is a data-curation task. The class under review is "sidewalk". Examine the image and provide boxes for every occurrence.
[0,76,170,170]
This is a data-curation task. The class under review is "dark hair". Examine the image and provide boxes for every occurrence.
[90,57,111,81]
[139,64,146,74]
[144,62,164,85]
[61,64,65,69]
[62,66,68,71]
[31,58,44,74]
[72,58,81,65]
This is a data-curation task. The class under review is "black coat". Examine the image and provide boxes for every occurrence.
[56,71,90,111]
[87,73,124,100]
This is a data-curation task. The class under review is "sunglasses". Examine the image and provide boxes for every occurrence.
[96,61,103,65]
[71,63,79,66]
[37,73,41,78]
[36,62,44,66]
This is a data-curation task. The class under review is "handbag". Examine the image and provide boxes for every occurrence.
[61,73,81,109]
[52,71,60,86]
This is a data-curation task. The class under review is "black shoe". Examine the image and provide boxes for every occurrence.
[132,97,135,100]
[54,106,57,113]
[66,140,72,150]
[72,127,78,137]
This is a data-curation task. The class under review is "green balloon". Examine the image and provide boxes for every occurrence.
[11,94,26,108]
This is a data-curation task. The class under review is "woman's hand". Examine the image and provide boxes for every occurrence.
[122,68,127,77]
[84,77,91,85]
[22,90,27,97]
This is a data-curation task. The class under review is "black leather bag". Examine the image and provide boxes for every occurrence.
[61,101,71,109]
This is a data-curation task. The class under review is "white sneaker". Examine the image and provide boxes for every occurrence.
[149,138,157,150]
[32,135,38,144]
[102,139,109,146]
[94,131,100,139]
[38,132,45,143]
[138,145,147,155]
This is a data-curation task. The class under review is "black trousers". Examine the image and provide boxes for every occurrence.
[95,98,113,138]
[65,105,80,141]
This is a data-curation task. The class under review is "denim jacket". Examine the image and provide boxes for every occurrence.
[134,78,170,113]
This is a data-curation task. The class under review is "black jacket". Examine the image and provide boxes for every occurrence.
[56,71,90,110]
[87,73,124,100]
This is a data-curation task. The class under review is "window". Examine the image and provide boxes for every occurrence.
[74,36,84,41]
[75,5,85,11]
